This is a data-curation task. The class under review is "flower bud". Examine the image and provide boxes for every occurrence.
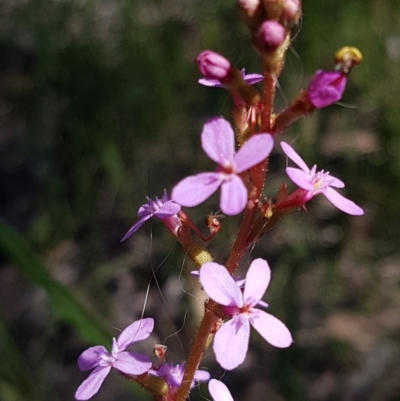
[307,69,347,108]
[238,0,261,17]
[256,20,286,51]
[282,0,301,26]
[196,50,231,81]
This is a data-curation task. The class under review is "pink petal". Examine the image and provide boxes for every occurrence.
[201,117,235,166]
[220,175,247,215]
[194,370,211,382]
[113,352,152,375]
[243,259,271,307]
[326,174,345,188]
[153,201,181,218]
[198,78,223,87]
[209,379,234,401]
[214,315,250,370]
[75,365,111,400]
[172,173,223,207]
[249,309,292,348]
[323,187,364,215]
[286,167,314,191]
[200,262,243,307]
[243,74,263,85]
[78,346,108,371]
[120,215,152,242]
[234,134,274,173]
[117,318,154,350]
[281,142,310,173]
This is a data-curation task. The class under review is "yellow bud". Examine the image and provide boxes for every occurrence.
[334,46,363,74]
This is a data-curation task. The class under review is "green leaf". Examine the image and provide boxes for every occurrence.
[0,315,40,401]
[0,219,110,345]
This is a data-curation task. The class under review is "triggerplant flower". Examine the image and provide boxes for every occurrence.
[199,258,292,370]
[307,69,347,108]
[120,190,181,242]
[281,142,364,215]
[75,318,154,400]
[209,379,234,401]
[172,117,274,215]
[150,361,210,394]
[198,68,263,88]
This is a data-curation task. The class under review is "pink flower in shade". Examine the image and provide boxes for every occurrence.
[209,379,234,401]
[120,190,181,242]
[198,68,263,88]
[150,361,210,394]
[199,259,292,370]
[281,142,364,215]
[75,318,154,400]
[172,117,274,216]
[307,70,347,108]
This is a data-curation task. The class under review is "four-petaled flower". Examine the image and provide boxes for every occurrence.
[172,117,274,215]
[75,318,154,400]
[120,190,182,242]
[198,68,263,88]
[209,379,234,401]
[281,142,364,215]
[150,361,210,394]
[199,258,292,370]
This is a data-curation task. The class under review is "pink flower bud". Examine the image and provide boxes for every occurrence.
[196,51,231,81]
[256,21,286,50]
[307,69,347,108]
[238,0,260,17]
[282,0,301,22]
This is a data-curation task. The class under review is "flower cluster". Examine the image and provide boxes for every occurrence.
[75,0,365,400]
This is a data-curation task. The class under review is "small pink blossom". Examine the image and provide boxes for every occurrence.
[281,142,364,215]
[75,318,154,400]
[209,379,234,401]
[172,117,273,215]
[307,70,347,108]
[199,259,292,370]
[120,190,181,242]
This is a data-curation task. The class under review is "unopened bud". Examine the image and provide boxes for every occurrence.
[256,21,286,51]
[196,50,232,82]
[282,0,301,27]
[307,70,347,108]
[238,0,261,17]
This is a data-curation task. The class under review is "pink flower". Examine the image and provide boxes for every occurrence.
[150,361,210,394]
[209,379,234,401]
[281,142,364,215]
[198,68,263,88]
[120,190,181,242]
[307,70,347,108]
[172,117,273,215]
[75,318,154,400]
[199,259,292,370]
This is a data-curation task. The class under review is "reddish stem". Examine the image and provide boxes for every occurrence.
[176,46,278,401]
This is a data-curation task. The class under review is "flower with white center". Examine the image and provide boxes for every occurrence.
[75,318,154,400]
[281,141,364,215]
[199,259,292,370]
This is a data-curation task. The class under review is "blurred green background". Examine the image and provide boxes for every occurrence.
[1,0,400,400]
